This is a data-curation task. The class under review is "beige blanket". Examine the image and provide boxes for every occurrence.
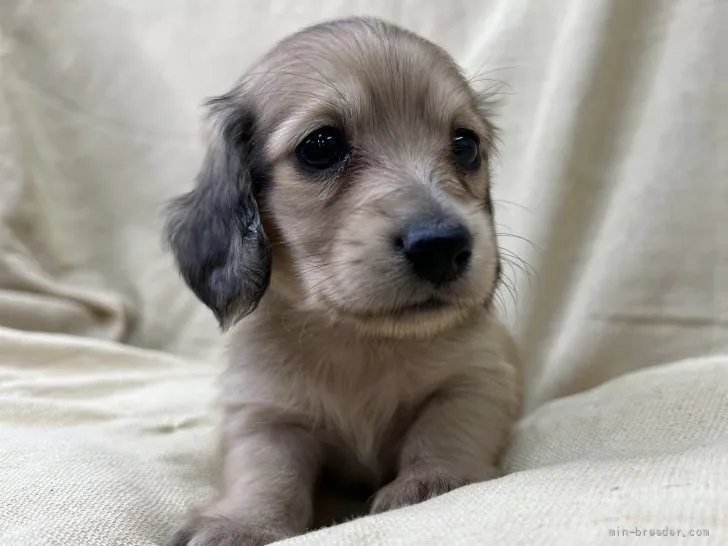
[1,1,726,544]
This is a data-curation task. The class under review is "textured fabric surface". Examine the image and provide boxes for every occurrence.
[1,0,727,544]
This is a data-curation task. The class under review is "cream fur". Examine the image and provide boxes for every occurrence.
[164,16,522,546]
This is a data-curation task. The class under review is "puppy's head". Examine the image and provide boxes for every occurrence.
[166,17,501,338]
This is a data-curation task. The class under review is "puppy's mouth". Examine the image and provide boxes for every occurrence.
[339,296,462,322]
[389,297,449,315]
[328,294,484,339]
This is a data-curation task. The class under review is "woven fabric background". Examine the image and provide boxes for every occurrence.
[1,0,726,544]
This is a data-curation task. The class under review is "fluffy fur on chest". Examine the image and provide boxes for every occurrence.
[221,296,519,490]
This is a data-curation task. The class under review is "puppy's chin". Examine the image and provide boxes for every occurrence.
[328,300,486,340]
[346,308,473,339]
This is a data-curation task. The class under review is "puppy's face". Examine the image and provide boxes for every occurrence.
[166,17,500,338]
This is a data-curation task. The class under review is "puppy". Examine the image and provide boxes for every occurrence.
[164,16,522,546]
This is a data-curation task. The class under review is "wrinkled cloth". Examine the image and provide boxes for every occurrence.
[1,0,727,544]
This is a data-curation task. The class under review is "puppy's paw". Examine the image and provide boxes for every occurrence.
[370,468,490,514]
[165,513,290,546]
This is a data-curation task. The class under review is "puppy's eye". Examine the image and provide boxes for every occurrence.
[296,126,348,170]
[452,129,481,171]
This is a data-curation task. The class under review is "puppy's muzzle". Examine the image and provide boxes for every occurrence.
[397,218,472,285]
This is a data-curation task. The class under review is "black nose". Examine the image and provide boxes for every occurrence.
[399,221,472,284]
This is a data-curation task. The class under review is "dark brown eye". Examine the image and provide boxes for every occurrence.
[296,126,348,170]
[452,129,481,171]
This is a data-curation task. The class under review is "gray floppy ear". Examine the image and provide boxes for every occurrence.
[164,94,271,330]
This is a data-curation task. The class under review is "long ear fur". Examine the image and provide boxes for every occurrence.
[164,93,271,330]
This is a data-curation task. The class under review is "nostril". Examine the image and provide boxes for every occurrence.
[455,250,471,267]
[393,236,405,251]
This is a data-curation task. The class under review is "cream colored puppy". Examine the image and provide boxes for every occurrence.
[164,16,522,546]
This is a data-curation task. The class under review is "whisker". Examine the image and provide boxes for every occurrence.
[496,233,543,253]
[500,249,537,277]
[492,199,534,214]
[498,272,519,310]
[493,290,507,316]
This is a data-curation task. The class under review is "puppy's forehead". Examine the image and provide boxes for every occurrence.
[243,20,484,158]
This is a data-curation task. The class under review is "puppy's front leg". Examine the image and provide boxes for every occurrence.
[371,368,519,514]
[167,421,321,546]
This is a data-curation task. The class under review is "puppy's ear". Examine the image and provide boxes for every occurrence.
[164,93,271,330]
